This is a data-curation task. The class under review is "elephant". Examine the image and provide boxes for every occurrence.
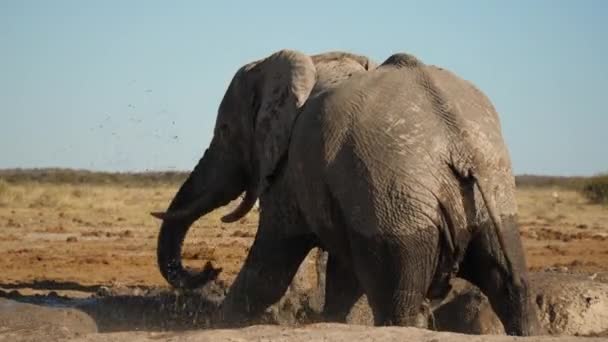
[151,49,537,336]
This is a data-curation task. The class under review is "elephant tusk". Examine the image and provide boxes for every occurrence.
[221,187,259,223]
[150,211,189,221]
[150,211,168,220]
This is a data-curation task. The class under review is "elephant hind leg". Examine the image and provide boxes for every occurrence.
[458,216,535,336]
[348,225,440,327]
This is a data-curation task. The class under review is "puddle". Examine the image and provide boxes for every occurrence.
[0,280,321,332]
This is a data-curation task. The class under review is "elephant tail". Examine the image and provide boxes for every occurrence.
[472,173,521,288]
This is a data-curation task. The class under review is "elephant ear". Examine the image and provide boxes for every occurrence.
[220,50,316,223]
[253,50,316,191]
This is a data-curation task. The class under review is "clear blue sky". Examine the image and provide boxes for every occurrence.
[1,1,606,175]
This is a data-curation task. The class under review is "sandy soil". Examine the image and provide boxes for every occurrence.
[1,184,606,289]
[0,183,607,340]
[0,183,257,288]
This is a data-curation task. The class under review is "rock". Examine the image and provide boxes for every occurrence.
[433,280,504,335]
[531,272,608,336]
[290,248,326,312]
[345,295,373,325]
[0,298,97,341]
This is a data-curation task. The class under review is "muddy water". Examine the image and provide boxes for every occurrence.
[2,271,608,338]
[1,286,220,332]
[0,279,322,334]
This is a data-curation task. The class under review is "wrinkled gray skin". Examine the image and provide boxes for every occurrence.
[153,50,537,336]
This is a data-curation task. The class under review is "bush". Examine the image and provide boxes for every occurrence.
[0,168,188,186]
[0,178,18,207]
[515,174,587,190]
[0,178,8,196]
[0,179,9,205]
[581,174,608,204]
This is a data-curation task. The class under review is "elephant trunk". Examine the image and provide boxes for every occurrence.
[155,147,246,289]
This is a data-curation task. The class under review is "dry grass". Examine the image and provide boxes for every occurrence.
[0,175,242,233]
[0,182,168,223]
[581,174,608,204]
[1,169,605,227]
[0,176,252,286]
[0,170,605,230]
[0,169,606,288]
[517,187,608,231]
[0,168,187,186]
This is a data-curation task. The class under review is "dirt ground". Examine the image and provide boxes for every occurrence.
[1,183,606,290]
[1,181,608,340]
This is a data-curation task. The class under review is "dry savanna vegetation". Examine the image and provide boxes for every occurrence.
[0,169,607,291]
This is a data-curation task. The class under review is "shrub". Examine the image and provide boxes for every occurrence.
[0,178,9,206]
[581,174,608,204]
[29,191,61,208]
[0,168,188,186]
[515,174,587,190]
[0,178,8,196]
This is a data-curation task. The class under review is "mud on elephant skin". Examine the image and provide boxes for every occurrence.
[152,48,536,335]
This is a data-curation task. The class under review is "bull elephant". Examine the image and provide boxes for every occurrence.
[152,49,536,336]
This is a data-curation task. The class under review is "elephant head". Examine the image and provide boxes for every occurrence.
[152,50,316,289]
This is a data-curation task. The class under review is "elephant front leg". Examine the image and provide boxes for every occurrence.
[322,253,364,322]
[217,233,315,326]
